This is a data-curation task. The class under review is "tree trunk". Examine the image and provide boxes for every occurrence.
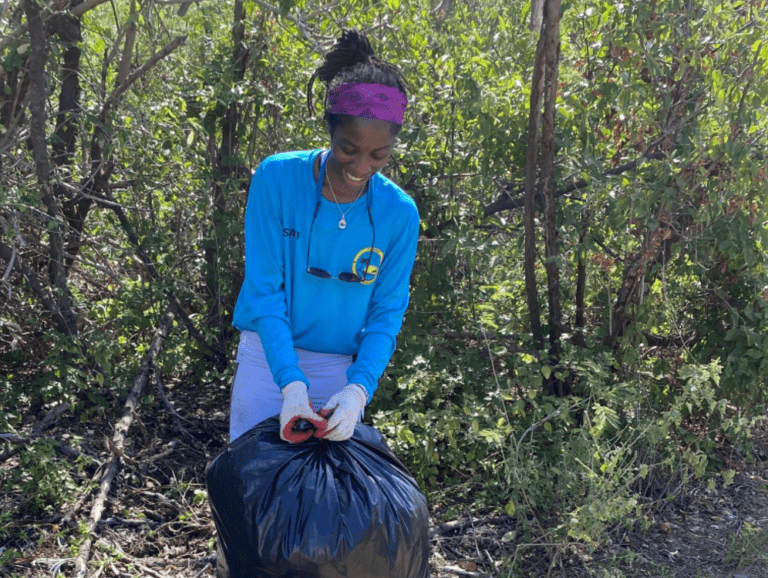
[205,0,249,369]
[522,0,562,361]
[574,209,587,348]
[539,0,562,354]
[51,8,82,170]
[48,7,87,273]
[539,0,567,395]
[522,18,546,350]
[24,0,78,337]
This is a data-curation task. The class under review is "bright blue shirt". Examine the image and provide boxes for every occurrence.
[232,149,420,401]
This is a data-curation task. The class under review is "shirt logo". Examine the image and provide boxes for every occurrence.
[283,228,300,239]
[352,247,384,285]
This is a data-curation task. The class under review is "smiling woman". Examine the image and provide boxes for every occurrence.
[228,29,420,445]
[326,117,397,203]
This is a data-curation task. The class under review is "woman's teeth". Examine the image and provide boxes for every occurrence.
[345,171,364,182]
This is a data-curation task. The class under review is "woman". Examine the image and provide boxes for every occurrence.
[229,29,419,443]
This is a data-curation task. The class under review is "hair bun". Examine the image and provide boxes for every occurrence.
[307,29,407,117]
[335,29,375,66]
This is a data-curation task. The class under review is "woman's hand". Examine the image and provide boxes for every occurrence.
[280,381,327,443]
[317,384,367,441]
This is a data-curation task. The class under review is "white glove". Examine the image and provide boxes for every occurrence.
[279,381,327,443]
[317,384,367,441]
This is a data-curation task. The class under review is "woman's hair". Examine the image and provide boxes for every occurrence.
[307,29,408,134]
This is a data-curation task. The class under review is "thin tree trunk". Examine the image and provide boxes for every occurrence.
[205,0,249,369]
[522,19,547,349]
[540,0,562,363]
[51,6,82,169]
[24,0,78,336]
[115,0,138,88]
[574,208,587,348]
[47,6,86,273]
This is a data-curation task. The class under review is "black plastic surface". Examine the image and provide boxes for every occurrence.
[206,416,430,578]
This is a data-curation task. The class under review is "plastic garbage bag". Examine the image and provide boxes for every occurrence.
[206,416,430,578]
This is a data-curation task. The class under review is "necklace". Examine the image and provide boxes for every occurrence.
[326,171,365,230]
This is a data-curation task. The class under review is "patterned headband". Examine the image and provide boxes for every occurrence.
[327,83,407,125]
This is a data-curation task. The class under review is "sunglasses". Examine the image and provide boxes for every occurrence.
[306,201,377,283]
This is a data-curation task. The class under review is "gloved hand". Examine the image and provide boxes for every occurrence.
[280,381,328,443]
[316,384,367,441]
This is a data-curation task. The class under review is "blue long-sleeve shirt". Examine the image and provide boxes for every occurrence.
[232,149,420,401]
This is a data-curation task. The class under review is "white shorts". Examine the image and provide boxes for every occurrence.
[229,331,355,442]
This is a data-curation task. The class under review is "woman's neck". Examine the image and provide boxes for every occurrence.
[324,158,367,203]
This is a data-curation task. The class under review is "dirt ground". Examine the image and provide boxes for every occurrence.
[1,377,767,578]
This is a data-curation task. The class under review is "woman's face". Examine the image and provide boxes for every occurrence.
[327,116,398,196]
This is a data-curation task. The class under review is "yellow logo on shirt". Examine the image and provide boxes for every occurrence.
[353,247,384,285]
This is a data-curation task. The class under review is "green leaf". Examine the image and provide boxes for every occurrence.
[398,427,416,446]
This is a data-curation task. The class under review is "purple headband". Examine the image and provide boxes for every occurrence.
[327,83,407,125]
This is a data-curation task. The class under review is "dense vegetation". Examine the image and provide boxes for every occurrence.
[1,0,767,575]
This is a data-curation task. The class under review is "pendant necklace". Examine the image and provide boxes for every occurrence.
[326,171,365,230]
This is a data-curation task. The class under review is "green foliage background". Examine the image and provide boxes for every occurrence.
[1,0,768,569]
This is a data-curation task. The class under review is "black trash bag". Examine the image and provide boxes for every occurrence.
[206,416,430,578]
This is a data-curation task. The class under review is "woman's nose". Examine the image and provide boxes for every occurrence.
[350,155,372,177]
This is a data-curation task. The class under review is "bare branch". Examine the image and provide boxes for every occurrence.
[484,149,666,218]
[101,35,186,120]
[115,0,139,87]
[249,0,330,54]
[0,237,73,332]
[0,0,110,54]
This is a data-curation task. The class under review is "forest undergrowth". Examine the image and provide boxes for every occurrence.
[1,365,767,578]
[2,1,768,577]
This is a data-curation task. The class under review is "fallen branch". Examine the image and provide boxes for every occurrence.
[429,515,514,538]
[97,539,170,578]
[128,561,170,578]
[32,557,75,576]
[0,442,78,471]
[146,441,177,463]
[105,437,140,468]
[142,491,182,513]
[32,403,71,435]
[61,463,106,529]
[441,566,491,578]
[98,517,159,529]
[73,309,176,578]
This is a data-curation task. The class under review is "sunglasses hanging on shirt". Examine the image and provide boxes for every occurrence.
[306,151,376,283]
